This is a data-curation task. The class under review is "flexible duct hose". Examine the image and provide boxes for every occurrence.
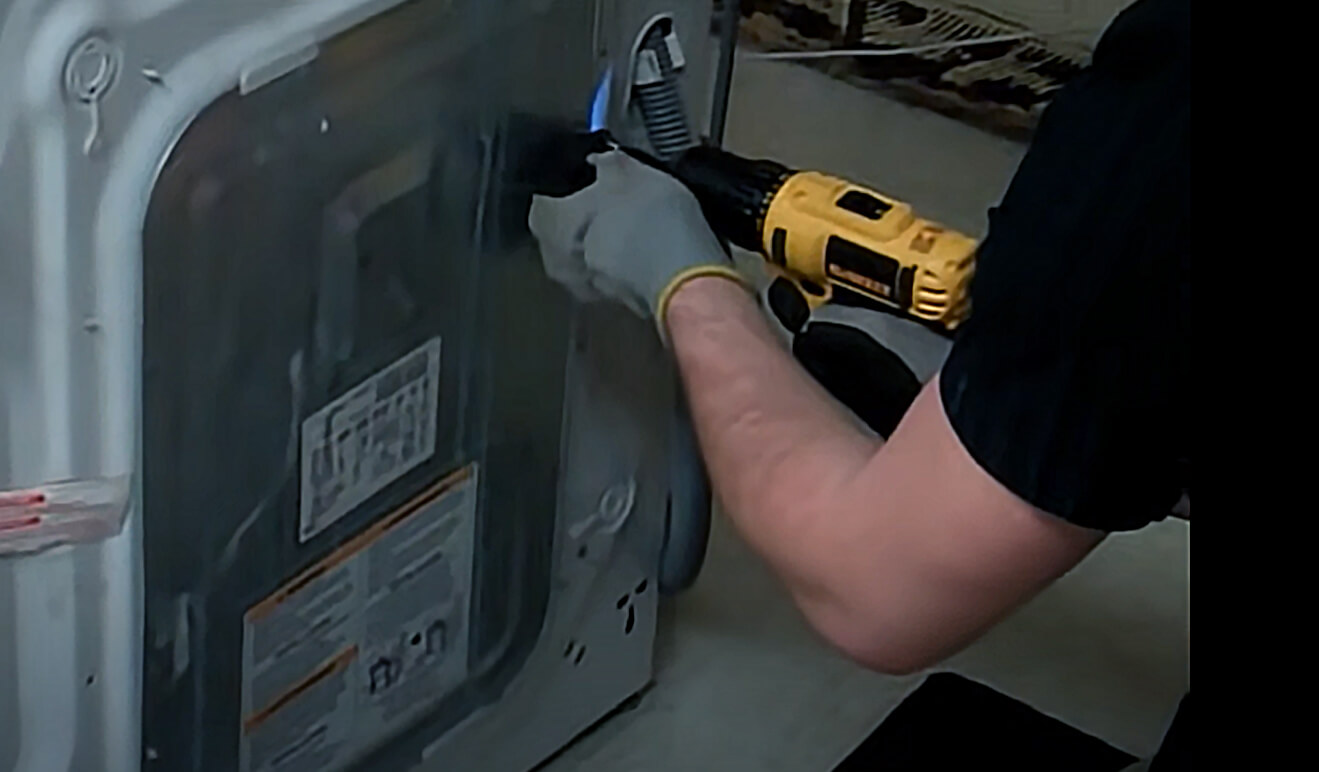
[634,25,695,161]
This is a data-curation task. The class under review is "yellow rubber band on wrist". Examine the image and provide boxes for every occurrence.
[655,265,749,341]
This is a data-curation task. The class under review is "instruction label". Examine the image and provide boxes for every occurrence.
[300,337,442,542]
[240,465,478,772]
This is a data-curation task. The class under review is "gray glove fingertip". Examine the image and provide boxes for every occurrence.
[529,192,593,246]
[585,149,625,167]
[585,149,637,182]
[528,195,565,246]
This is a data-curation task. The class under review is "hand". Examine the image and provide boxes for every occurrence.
[528,149,744,330]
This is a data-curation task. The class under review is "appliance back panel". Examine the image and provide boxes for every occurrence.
[140,2,593,769]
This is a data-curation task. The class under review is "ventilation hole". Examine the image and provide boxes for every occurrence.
[624,606,636,636]
[574,646,586,666]
[635,579,649,595]
[577,544,588,559]
[85,674,96,687]
[411,633,422,646]
[617,594,630,610]
[564,640,576,657]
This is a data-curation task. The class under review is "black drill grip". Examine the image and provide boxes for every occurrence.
[792,321,922,440]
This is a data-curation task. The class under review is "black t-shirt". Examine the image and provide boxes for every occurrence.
[939,0,1191,532]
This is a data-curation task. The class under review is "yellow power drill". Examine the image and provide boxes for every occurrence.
[517,126,974,436]
[523,127,977,334]
[664,144,978,336]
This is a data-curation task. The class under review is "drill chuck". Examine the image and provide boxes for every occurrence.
[670,145,792,254]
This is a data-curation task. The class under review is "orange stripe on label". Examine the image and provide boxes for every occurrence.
[246,465,473,622]
[242,645,358,734]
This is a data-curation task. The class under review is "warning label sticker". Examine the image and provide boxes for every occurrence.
[239,465,478,772]
[300,337,442,542]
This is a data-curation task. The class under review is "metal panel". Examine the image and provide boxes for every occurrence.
[1,0,724,769]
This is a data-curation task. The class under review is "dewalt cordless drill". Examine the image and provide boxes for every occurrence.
[513,126,978,337]
[512,124,977,436]
[667,144,977,336]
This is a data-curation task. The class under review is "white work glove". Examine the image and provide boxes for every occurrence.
[528,150,746,333]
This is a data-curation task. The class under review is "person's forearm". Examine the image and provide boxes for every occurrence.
[664,277,1103,675]
[664,277,878,599]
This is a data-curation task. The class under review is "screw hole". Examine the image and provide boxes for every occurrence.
[577,545,588,559]
[85,674,96,687]
[564,640,576,657]
[411,633,422,646]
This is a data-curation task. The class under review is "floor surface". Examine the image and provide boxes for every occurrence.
[541,51,1190,772]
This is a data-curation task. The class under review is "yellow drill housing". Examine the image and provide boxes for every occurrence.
[760,171,976,330]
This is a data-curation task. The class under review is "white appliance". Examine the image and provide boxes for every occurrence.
[1,1,729,769]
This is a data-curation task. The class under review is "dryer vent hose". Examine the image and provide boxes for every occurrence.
[634,24,695,161]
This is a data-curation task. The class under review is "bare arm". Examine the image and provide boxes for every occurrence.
[666,276,1104,674]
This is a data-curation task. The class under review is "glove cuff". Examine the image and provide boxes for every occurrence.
[654,265,750,342]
